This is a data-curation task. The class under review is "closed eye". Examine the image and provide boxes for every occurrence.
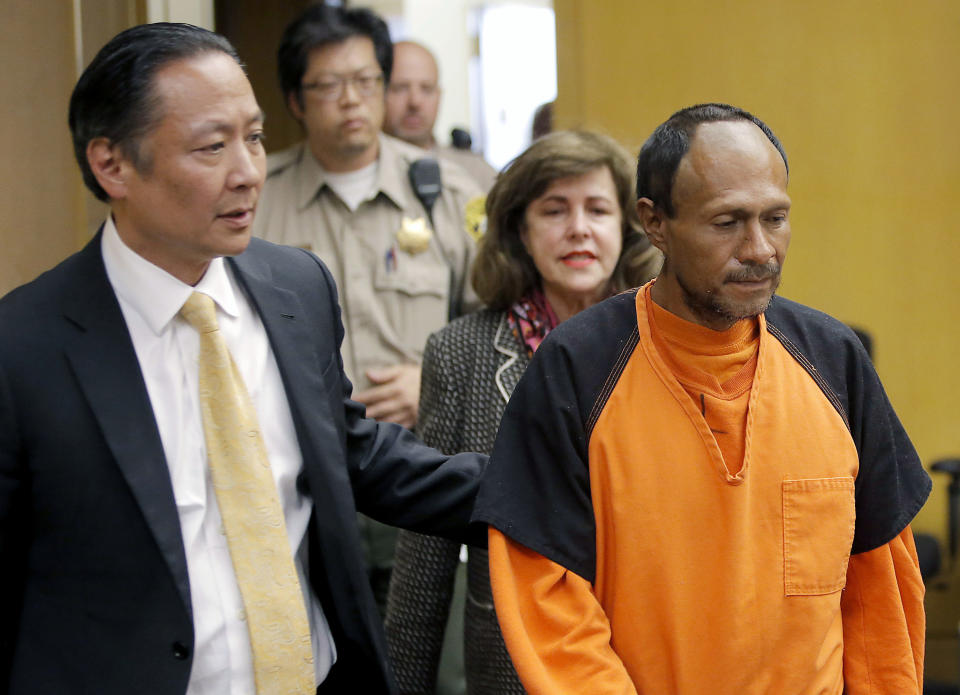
[355,75,382,91]
[314,82,340,96]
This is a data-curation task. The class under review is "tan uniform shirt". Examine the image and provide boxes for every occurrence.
[435,145,498,191]
[254,133,482,390]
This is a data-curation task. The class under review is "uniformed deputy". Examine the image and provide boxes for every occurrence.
[255,5,482,428]
[253,3,483,615]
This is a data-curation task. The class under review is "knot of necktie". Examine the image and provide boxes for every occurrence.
[179,291,219,334]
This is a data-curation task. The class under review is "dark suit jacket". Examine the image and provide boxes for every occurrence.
[0,234,485,695]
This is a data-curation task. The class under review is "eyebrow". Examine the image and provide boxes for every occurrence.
[190,110,265,137]
[714,201,792,217]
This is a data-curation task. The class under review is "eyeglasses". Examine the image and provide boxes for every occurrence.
[301,72,384,101]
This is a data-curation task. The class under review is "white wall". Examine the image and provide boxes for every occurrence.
[365,0,476,149]
[364,0,554,159]
[400,0,474,148]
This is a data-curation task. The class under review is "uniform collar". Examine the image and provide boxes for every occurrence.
[294,132,417,212]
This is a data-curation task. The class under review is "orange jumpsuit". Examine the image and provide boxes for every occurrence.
[475,283,930,694]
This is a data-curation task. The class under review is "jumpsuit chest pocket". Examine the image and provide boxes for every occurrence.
[782,477,855,596]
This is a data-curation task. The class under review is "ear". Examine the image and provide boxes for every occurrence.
[287,91,305,121]
[636,197,668,255]
[86,137,131,201]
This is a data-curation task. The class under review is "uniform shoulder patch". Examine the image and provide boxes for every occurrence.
[464,195,487,242]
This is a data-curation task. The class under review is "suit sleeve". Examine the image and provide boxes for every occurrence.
[306,250,486,546]
[841,526,925,694]
[384,329,467,692]
[489,529,638,695]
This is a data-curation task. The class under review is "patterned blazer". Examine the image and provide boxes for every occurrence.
[385,310,528,694]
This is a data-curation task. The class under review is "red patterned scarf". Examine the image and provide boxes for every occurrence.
[507,288,559,358]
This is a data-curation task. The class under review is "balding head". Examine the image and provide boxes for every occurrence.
[637,115,791,331]
[384,41,441,148]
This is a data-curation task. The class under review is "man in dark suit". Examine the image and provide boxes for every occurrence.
[0,23,483,695]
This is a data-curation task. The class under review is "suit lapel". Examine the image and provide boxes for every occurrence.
[227,250,358,550]
[493,313,527,404]
[62,236,192,616]
[227,253,333,450]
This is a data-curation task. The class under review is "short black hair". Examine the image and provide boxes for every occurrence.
[68,22,240,202]
[636,103,788,218]
[278,3,392,111]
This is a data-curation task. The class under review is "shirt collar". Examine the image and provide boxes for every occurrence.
[101,215,241,336]
[376,133,415,208]
[294,132,414,211]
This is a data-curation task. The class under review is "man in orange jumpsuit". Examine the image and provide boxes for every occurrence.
[473,103,930,695]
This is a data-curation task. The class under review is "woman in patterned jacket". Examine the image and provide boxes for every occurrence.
[384,131,661,694]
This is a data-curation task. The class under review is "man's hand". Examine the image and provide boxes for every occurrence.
[354,363,421,428]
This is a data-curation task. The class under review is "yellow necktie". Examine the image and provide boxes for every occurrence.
[179,291,314,694]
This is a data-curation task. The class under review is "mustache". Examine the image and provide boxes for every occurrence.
[726,263,781,283]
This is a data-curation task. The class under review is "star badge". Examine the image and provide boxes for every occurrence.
[396,217,432,255]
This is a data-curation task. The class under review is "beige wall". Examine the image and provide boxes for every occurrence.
[554,0,960,539]
[1,1,144,297]
[2,3,83,296]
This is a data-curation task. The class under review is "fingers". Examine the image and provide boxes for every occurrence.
[366,364,403,384]
[361,391,415,427]
[354,382,392,406]
[371,403,416,428]
[354,363,421,427]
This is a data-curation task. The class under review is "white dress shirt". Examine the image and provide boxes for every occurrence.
[101,218,335,694]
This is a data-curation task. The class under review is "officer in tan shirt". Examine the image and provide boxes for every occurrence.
[254,5,482,611]
[254,4,482,431]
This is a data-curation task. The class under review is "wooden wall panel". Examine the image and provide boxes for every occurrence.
[1,3,83,296]
[215,0,314,154]
[1,0,145,297]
